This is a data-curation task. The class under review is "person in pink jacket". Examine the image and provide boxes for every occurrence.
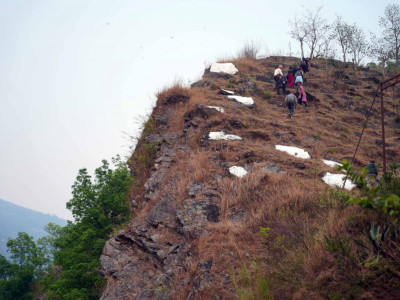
[297,82,308,107]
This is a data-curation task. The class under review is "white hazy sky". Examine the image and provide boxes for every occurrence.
[0,0,393,220]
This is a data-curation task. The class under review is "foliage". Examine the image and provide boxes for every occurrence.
[263,91,271,99]
[324,235,351,257]
[339,160,400,224]
[339,160,400,279]
[258,227,271,242]
[320,189,350,208]
[43,155,133,299]
[367,223,390,251]
[231,261,272,300]
[0,232,49,299]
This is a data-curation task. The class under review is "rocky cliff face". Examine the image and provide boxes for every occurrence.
[99,56,400,299]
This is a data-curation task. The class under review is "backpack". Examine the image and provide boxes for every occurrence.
[280,75,287,85]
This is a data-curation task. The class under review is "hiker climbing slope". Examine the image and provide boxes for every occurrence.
[297,82,308,107]
[366,160,379,187]
[285,92,297,118]
[301,57,310,79]
[274,65,283,95]
[278,74,287,95]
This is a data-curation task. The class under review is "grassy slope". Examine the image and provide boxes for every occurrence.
[127,56,400,299]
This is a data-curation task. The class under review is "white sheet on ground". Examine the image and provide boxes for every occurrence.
[229,166,247,178]
[210,63,239,75]
[322,159,343,168]
[209,131,242,141]
[322,172,356,190]
[275,145,311,159]
[207,106,225,113]
[220,89,234,95]
[227,95,254,107]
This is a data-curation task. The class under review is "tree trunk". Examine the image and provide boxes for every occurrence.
[341,44,346,63]
[300,40,304,59]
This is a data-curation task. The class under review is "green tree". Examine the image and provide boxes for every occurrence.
[0,232,48,299]
[44,155,133,299]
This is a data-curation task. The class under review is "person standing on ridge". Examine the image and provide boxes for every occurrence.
[287,71,295,88]
[294,68,304,91]
[274,65,283,95]
[295,67,303,80]
[279,74,287,95]
[301,57,310,79]
[285,92,297,118]
[297,82,308,107]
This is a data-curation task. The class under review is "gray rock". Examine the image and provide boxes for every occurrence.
[190,80,212,88]
[145,134,165,144]
[100,239,130,276]
[203,189,220,199]
[146,194,176,228]
[255,74,273,83]
[188,182,204,197]
[227,207,246,223]
[262,163,286,174]
[144,168,166,201]
[154,114,168,125]
[192,260,213,292]
[177,200,220,238]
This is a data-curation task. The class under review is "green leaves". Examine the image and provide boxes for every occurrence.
[340,160,400,224]
[0,232,50,299]
[44,155,133,299]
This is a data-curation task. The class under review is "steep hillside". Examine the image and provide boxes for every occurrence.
[0,199,67,258]
[100,56,400,299]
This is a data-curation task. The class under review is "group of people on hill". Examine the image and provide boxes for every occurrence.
[273,57,311,118]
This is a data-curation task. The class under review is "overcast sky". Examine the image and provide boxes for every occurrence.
[0,0,394,220]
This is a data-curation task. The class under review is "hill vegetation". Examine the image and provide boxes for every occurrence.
[99,52,400,299]
[0,157,132,299]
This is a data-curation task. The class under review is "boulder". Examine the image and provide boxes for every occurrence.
[146,194,176,227]
[177,200,220,238]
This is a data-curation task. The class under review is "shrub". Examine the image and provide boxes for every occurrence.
[156,82,190,105]
[231,261,272,300]
[237,41,261,60]
[263,91,271,99]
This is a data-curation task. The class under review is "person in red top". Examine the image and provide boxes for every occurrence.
[297,82,308,107]
[287,72,295,88]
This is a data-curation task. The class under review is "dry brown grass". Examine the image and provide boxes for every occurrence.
[232,57,261,74]
[122,54,400,299]
[156,81,190,106]
[190,151,213,183]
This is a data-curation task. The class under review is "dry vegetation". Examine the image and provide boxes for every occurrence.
[125,54,400,299]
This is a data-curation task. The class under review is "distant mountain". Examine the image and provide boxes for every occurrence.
[0,198,67,258]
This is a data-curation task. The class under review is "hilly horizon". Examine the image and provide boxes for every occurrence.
[0,198,67,258]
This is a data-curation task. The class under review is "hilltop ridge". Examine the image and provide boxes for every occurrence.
[100,56,400,299]
[0,198,67,258]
